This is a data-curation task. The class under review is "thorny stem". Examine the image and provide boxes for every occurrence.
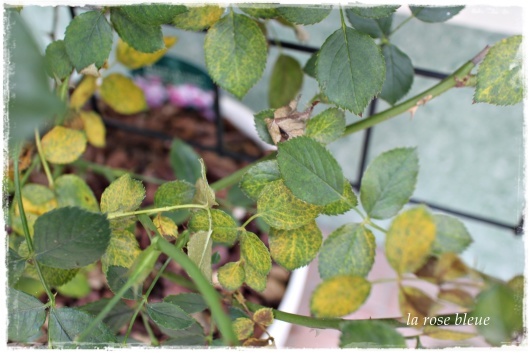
[13,145,55,307]
[34,130,54,189]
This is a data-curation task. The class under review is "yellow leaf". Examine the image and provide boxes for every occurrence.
[100,73,147,114]
[385,207,436,274]
[253,308,274,327]
[423,326,476,341]
[70,75,97,110]
[41,126,87,164]
[310,275,371,318]
[153,214,178,238]
[173,5,224,31]
[232,317,254,341]
[398,286,436,328]
[79,111,106,147]
[218,261,245,291]
[101,229,141,273]
[20,183,57,215]
[244,263,267,292]
[116,37,178,69]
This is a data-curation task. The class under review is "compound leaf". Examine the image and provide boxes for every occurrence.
[154,180,196,207]
[240,231,271,275]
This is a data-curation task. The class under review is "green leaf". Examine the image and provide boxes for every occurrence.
[204,11,267,98]
[8,248,26,286]
[269,221,322,270]
[471,284,522,346]
[240,4,278,19]
[110,8,164,54]
[278,136,344,206]
[101,174,145,214]
[164,293,208,314]
[318,223,375,279]
[41,126,87,164]
[45,40,73,80]
[345,9,393,38]
[240,160,281,200]
[33,207,111,269]
[100,73,147,114]
[173,5,224,31]
[257,180,321,230]
[8,288,46,343]
[360,147,418,219]
[254,109,276,145]
[240,231,271,275]
[303,51,319,78]
[349,5,399,19]
[386,207,436,274]
[188,209,239,245]
[380,44,414,105]
[322,179,358,215]
[6,10,65,145]
[218,261,245,291]
[475,35,523,106]
[340,321,406,348]
[101,229,141,273]
[192,160,218,208]
[432,214,472,255]
[188,231,212,283]
[410,6,464,23]
[57,271,91,298]
[170,139,202,183]
[39,266,79,287]
[233,317,254,340]
[305,108,345,144]
[227,185,254,208]
[311,275,371,318]
[269,54,304,108]
[55,174,99,212]
[106,265,142,300]
[162,320,206,345]
[64,10,113,71]
[48,307,116,348]
[316,27,385,114]
[277,5,332,25]
[154,180,196,207]
[243,263,267,292]
[79,298,134,334]
[147,302,195,331]
[119,4,188,25]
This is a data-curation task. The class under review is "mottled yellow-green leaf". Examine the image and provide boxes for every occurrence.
[24,262,79,287]
[244,263,267,292]
[70,75,97,110]
[305,108,346,145]
[188,231,212,283]
[101,229,141,273]
[41,126,87,164]
[173,5,224,31]
[398,286,435,328]
[218,261,245,291]
[253,308,274,327]
[116,36,177,70]
[322,179,358,215]
[385,207,436,274]
[269,221,322,270]
[311,275,370,318]
[100,73,147,114]
[475,35,523,106]
[423,326,476,341]
[153,214,178,238]
[257,180,321,230]
[233,317,254,341]
[318,223,375,279]
[240,231,271,276]
[20,183,57,215]
[154,180,195,207]
[204,11,267,98]
[188,209,238,245]
[239,160,281,201]
[55,174,99,212]
[507,275,524,302]
[100,174,145,214]
[438,288,474,308]
[79,111,106,148]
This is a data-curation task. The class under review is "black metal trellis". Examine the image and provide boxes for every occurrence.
[71,7,523,236]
